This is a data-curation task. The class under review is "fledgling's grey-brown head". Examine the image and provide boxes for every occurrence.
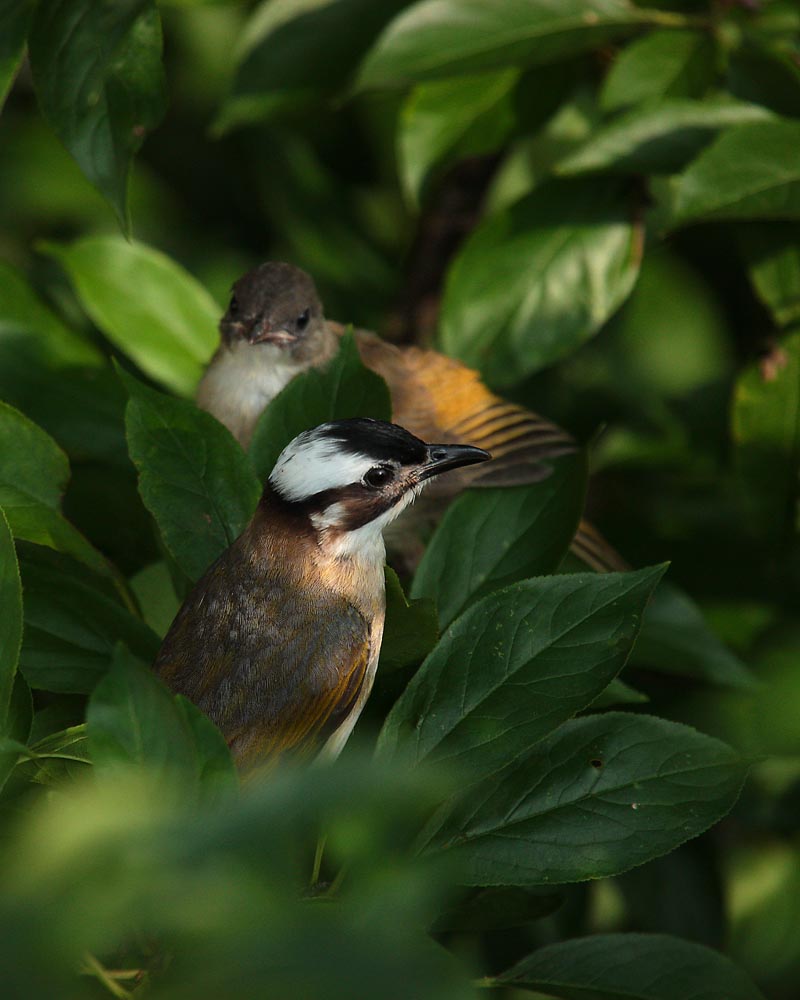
[220,262,327,361]
[267,418,490,560]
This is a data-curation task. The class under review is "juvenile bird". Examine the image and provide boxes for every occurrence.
[197,262,623,571]
[154,418,488,771]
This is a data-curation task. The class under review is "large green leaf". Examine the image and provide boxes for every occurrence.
[216,0,410,132]
[728,36,800,119]
[634,582,756,690]
[499,933,766,1000]
[739,222,800,328]
[87,645,237,795]
[120,368,261,583]
[27,0,166,230]
[378,566,666,782]
[0,0,35,109]
[0,402,110,577]
[249,332,391,482]
[421,713,747,884]
[731,328,800,542]
[601,29,717,112]
[18,546,160,695]
[381,567,439,673]
[398,69,519,206]
[357,0,648,89]
[0,509,22,729]
[440,178,641,385]
[557,99,772,177]
[673,120,800,224]
[411,452,587,628]
[46,237,220,396]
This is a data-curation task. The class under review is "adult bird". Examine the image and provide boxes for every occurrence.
[197,262,623,571]
[154,418,488,771]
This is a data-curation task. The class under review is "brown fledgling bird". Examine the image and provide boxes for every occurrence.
[154,418,488,771]
[197,262,623,571]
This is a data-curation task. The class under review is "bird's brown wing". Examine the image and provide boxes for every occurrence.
[352,330,575,491]
[154,542,371,771]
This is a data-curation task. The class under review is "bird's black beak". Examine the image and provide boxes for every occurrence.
[418,443,491,481]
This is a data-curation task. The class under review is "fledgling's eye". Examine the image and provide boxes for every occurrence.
[228,295,239,316]
[363,466,394,489]
[296,308,310,331]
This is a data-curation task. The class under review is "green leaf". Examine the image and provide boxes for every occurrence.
[45,237,220,396]
[28,0,166,230]
[499,933,766,1000]
[433,885,562,933]
[120,367,261,583]
[739,222,800,328]
[601,30,716,112]
[731,328,800,542]
[557,99,772,177]
[421,713,747,884]
[88,645,236,794]
[634,582,756,691]
[398,69,519,206]
[0,509,22,727]
[592,677,648,708]
[129,560,180,638]
[411,452,587,628]
[0,676,33,792]
[440,178,641,384]
[378,566,666,781]
[0,0,35,109]
[0,402,110,577]
[249,332,391,482]
[356,0,648,90]
[673,120,800,224]
[728,36,800,119]
[381,567,439,673]
[216,0,410,132]
[18,546,160,695]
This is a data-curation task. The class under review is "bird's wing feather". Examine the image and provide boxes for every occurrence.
[154,547,371,770]
[352,330,575,489]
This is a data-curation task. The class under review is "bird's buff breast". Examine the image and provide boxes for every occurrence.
[197,342,297,447]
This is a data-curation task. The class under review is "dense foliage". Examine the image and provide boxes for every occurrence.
[1,1,799,997]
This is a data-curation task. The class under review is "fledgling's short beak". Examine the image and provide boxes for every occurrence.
[418,443,491,481]
[248,319,297,346]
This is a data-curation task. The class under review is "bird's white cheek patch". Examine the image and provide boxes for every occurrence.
[270,436,375,502]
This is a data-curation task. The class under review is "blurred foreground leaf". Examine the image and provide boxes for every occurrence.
[120,368,261,583]
[28,0,166,230]
[421,713,747,884]
[412,452,587,628]
[440,178,641,385]
[250,332,391,482]
[380,566,666,781]
[499,932,766,999]
[46,237,220,396]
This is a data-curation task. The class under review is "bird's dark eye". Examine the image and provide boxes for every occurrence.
[228,295,239,316]
[296,308,310,331]
[363,466,394,489]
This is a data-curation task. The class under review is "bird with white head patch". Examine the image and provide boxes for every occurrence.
[153,417,489,772]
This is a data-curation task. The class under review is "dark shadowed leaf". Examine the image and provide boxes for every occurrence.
[249,332,391,482]
[499,933,765,999]
[0,509,22,725]
[120,367,261,583]
[0,402,110,577]
[440,178,641,385]
[357,0,648,89]
[216,0,410,132]
[739,222,800,328]
[176,696,239,800]
[0,0,35,109]
[421,713,747,884]
[379,566,666,781]
[731,328,800,542]
[728,36,800,119]
[591,677,648,708]
[411,452,587,628]
[18,546,160,694]
[634,582,756,690]
[673,120,800,224]
[557,99,772,177]
[601,29,717,111]
[381,567,439,672]
[0,676,33,792]
[398,69,519,206]
[433,885,563,933]
[45,237,220,396]
[28,0,166,229]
